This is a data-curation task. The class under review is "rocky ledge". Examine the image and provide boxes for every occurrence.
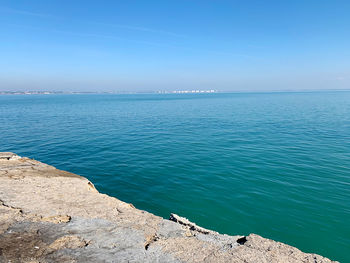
[0,153,337,263]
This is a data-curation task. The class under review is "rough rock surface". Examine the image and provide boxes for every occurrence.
[0,153,337,263]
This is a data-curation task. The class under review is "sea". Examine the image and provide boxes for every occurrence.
[1,91,349,262]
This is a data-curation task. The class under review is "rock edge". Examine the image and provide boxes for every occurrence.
[0,153,337,263]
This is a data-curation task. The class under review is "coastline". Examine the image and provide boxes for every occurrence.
[0,152,337,262]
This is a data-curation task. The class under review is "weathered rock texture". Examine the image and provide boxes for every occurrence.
[0,153,337,263]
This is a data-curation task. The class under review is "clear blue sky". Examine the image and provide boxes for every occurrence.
[1,0,350,92]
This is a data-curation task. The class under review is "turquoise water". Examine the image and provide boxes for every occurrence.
[1,92,349,262]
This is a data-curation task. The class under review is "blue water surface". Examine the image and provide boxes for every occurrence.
[1,91,349,262]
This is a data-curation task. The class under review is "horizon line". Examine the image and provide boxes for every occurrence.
[1,88,350,95]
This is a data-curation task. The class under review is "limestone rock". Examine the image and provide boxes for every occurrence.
[0,153,338,262]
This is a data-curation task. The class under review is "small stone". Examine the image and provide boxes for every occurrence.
[185,230,192,237]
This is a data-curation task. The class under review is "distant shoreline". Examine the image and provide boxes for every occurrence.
[0,89,350,96]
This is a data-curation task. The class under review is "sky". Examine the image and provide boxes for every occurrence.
[1,0,350,92]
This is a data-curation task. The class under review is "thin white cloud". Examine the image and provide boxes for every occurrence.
[61,30,258,58]
[4,23,257,59]
[336,76,345,80]
[247,44,265,49]
[3,11,257,60]
[53,29,177,47]
[0,6,185,38]
[91,22,187,38]
[54,30,256,58]
[3,23,181,48]
[0,6,57,18]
